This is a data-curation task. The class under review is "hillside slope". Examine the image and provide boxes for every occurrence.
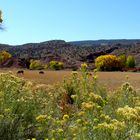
[0,39,140,69]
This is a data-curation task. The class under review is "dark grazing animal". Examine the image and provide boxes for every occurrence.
[39,71,44,74]
[17,70,24,74]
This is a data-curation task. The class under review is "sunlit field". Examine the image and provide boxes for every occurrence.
[0,69,140,90]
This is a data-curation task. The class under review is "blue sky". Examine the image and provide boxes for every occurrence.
[0,0,140,45]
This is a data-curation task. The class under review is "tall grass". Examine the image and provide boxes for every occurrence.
[0,67,140,140]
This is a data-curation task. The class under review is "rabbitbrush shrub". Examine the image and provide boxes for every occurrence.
[0,68,139,140]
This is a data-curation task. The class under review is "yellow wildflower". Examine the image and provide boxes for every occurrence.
[47,115,52,120]
[93,118,99,123]
[51,130,56,134]
[0,114,4,119]
[57,128,64,133]
[93,69,98,73]
[92,75,98,80]
[81,102,95,110]
[77,111,85,117]
[36,115,47,122]
[63,114,69,120]
[4,108,11,113]
[89,93,103,105]
[81,63,88,71]
[70,126,78,132]
[71,95,78,100]
[72,71,78,75]
[134,133,140,139]
[82,127,87,131]
[117,106,140,122]
[83,121,89,126]
[76,119,82,124]
[125,75,129,80]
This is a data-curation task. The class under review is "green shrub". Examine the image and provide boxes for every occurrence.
[44,64,48,70]
[118,54,127,68]
[29,60,44,70]
[126,55,135,68]
[49,60,64,70]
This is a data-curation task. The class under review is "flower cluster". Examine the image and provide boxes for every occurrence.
[117,106,140,123]
[81,63,88,71]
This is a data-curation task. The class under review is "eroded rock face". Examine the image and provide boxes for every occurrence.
[0,58,29,68]
[0,40,140,69]
[80,47,119,63]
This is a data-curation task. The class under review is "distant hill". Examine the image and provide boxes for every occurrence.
[70,39,140,46]
[0,39,140,69]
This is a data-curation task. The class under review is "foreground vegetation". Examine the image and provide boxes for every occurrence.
[0,65,140,140]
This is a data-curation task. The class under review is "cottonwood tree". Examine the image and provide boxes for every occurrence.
[126,55,135,68]
[95,55,122,71]
[0,51,12,64]
[118,54,127,68]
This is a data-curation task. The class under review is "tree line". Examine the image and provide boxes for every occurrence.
[95,54,135,71]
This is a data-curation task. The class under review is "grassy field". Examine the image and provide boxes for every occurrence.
[0,69,140,90]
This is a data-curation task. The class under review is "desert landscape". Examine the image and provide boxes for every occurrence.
[0,1,140,140]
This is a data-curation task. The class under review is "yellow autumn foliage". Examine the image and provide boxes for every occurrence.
[0,51,12,64]
[95,55,122,71]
